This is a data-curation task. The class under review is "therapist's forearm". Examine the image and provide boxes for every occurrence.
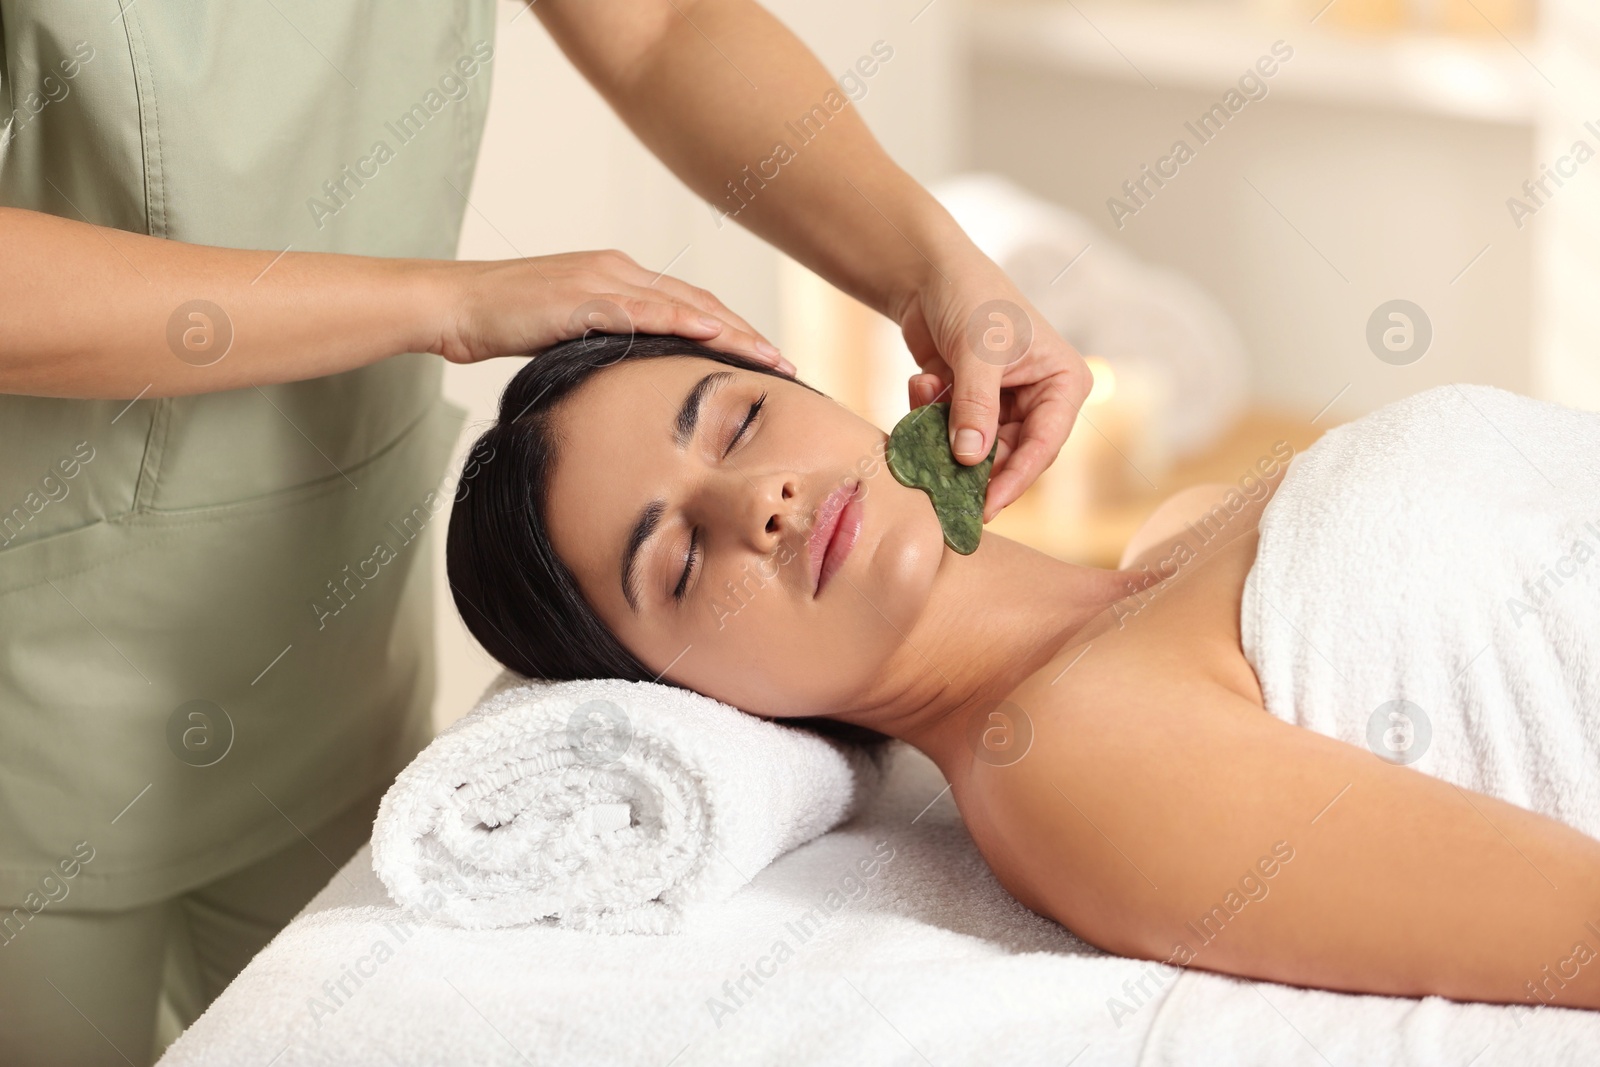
[534,0,975,325]
[0,207,436,399]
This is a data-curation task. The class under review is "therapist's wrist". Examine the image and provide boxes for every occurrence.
[878,192,989,331]
[391,257,466,359]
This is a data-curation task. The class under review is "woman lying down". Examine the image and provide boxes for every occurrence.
[446,333,1600,1012]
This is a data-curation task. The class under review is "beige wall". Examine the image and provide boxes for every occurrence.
[965,1,1554,425]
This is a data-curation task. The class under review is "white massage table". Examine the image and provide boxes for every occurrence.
[156,742,1600,1065]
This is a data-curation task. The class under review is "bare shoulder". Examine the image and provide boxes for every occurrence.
[949,657,1600,1009]
[1118,443,1298,570]
[950,664,1262,953]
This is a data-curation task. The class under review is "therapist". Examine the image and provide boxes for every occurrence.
[0,2,1088,1063]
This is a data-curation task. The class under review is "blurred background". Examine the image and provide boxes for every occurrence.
[435,0,1599,724]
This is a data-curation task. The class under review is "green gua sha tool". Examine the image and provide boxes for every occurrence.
[886,402,997,555]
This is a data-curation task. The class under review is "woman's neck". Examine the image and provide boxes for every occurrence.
[833,534,1144,778]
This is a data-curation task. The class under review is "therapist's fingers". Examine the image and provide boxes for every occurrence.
[901,294,1001,467]
[597,253,788,373]
[946,349,1006,467]
[616,284,791,374]
[642,275,791,374]
[983,326,1094,517]
[436,251,787,371]
[600,294,763,355]
[907,372,949,410]
[907,366,1019,507]
[989,420,1021,472]
[980,371,1079,521]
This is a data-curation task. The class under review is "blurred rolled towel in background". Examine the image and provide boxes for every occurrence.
[924,172,1251,460]
[372,672,890,935]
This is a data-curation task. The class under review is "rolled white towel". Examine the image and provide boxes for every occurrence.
[371,671,890,934]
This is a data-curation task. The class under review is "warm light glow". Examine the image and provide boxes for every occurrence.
[1085,355,1117,405]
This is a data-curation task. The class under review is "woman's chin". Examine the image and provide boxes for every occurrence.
[862,505,945,621]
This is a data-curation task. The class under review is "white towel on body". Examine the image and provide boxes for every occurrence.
[371,671,889,934]
[1242,383,1600,839]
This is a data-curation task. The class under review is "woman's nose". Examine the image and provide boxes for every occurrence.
[719,470,796,549]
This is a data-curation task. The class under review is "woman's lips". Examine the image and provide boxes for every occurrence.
[809,480,862,597]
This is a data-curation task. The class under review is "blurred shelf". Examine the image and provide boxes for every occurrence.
[988,405,1331,567]
[970,0,1541,125]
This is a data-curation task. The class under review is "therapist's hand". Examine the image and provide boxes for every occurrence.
[897,255,1092,522]
[0,210,786,400]
[430,249,793,374]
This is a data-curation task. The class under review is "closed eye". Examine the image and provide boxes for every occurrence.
[672,528,699,602]
[723,392,766,459]
[673,392,767,602]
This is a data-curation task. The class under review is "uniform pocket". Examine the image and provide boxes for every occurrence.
[140,356,445,513]
[0,392,467,598]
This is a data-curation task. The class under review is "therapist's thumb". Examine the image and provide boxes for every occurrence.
[947,358,1002,465]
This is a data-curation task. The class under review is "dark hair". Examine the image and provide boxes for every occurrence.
[446,332,889,746]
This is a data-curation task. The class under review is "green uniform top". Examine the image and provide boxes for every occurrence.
[0,0,495,909]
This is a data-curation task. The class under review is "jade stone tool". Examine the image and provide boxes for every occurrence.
[885,402,997,555]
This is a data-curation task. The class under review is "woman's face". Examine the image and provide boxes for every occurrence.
[545,355,947,718]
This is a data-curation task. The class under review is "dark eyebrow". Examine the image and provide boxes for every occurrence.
[674,370,734,449]
[621,498,665,614]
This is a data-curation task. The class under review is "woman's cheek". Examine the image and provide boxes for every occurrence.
[865,497,943,630]
[685,597,847,716]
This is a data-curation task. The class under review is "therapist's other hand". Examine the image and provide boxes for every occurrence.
[898,259,1091,522]
[430,249,794,374]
